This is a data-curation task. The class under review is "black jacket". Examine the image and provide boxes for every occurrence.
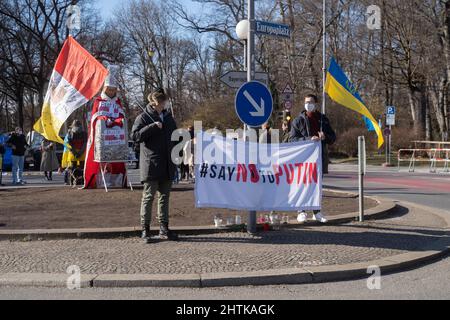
[289,111,336,145]
[289,111,336,174]
[6,133,28,156]
[131,105,177,182]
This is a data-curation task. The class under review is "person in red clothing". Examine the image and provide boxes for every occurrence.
[289,94,336,224]
[84,67,128,189]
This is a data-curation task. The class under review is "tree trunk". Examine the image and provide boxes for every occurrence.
[16,85,24,130]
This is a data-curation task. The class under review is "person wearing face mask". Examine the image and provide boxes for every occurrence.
[131,88,178,243]
[289,94,336,224]
[6,127,29,185]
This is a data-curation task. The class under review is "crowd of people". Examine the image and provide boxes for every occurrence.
[0,121,88,186]
[1,86,336,243]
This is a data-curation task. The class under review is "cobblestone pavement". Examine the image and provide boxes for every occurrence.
[0,204,447,275]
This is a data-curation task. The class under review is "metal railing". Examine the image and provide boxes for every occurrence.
[397,148,450,173]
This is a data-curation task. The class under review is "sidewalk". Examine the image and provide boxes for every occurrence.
[1,201,448,287]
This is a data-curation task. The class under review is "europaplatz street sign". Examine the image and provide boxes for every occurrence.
[235,81,273,127]
[220,71,269,88]
[255,20,291,39]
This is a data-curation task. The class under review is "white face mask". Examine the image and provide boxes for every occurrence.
[305,103,316,113]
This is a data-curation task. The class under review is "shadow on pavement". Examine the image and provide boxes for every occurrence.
[179,229,449,252]
[179,206,449,252]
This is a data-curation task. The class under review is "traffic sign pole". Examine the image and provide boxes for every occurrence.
[247,0,257,235]
[389,125,392,166]
[322,0,326,116]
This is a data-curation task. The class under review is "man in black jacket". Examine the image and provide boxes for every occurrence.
[289,94,336,224]
[7,127,28,185]
[131,88,178,243]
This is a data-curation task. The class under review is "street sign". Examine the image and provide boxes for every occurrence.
[384,128,391,136]
[386,106,396,115]
[284,101,292,110]
[255,20,291,39]
[235,81,273,127]
[282,83,293,94]
[280,83,294,104]
[386,105,396,126]
[386,114,395,126]
[220,71,269,88]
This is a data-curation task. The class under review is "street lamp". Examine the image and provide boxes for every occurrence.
[236,19,249,40]
[236,20,249,71]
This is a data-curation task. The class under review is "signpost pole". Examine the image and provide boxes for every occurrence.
[389,124,392,166]
[322,0,326,116]
[358,136,366,222]
[243,39,247,144]
[247,0,257,235]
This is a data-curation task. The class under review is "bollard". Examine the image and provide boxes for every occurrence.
[358,136,366,222]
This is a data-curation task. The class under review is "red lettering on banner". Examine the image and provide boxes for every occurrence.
[248,164,260,183]
[273,164,283,185]
[308,162,318,184]
[303,163,308,184]
[295,163,304,185]
[233,162,317,185]
[237,164,248,182]
[283,164,295,185]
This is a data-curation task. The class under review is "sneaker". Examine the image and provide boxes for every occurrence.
[297,211,307,223]
[312,212,328,224]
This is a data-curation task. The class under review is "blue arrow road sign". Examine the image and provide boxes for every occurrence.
[235,81,273,127]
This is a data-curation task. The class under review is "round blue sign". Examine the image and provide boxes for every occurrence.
[235,81,273,127]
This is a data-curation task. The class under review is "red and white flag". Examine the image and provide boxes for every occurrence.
[34,36,108,143]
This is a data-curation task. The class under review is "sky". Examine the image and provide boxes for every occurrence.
[95,0,202,20]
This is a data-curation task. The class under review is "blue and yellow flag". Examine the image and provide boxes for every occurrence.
[325,58,384,148]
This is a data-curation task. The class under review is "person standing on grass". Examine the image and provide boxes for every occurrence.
[40,138,59,181]
[6,127,28,185]
[131,88,179,243]
[289,94,336,224]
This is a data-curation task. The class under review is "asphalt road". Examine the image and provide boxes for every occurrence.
[325,164,450,212]
[0,255,448,300]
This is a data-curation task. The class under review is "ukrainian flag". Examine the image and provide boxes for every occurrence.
[325,57,384,148]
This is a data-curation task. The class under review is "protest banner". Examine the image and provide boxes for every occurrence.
[195,132,322,211]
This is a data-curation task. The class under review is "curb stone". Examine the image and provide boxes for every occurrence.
[0,273,97,288]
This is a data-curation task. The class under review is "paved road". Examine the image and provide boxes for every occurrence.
[0,255,448,300]
[325,164,450,212]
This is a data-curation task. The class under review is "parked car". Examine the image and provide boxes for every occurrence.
[24,132,64,170]
[0,133,13,171]
[24,131,44,170]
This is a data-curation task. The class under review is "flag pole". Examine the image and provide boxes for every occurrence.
[322,0,326,117]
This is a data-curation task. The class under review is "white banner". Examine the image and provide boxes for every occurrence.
[194,132,322,211]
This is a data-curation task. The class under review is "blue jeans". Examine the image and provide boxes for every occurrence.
[11,155,24,183]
